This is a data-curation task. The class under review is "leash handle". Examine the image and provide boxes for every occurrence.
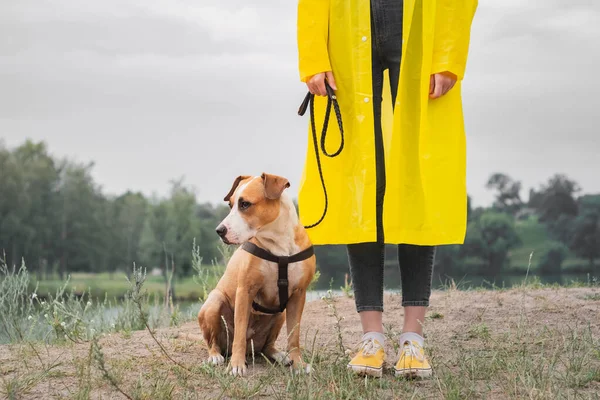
[298,80,344,229]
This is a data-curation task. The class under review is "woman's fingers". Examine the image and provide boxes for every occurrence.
[429,74,435,96]
[429,72,457,99]
[307,71,334,96]
[430,74,444,99]
[325,71,337,90]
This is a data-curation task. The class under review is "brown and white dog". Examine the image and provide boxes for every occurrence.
[197,173,316,376]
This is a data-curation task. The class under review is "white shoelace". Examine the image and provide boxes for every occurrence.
[359,338,382,356]
[402,341,425,362]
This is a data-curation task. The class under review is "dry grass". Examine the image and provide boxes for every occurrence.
[1,284,599,399]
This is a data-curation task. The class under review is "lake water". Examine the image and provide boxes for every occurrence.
[312,272,595,292]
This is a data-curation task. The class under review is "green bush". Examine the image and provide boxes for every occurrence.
[463,211,521,275]
[536,241,569,274]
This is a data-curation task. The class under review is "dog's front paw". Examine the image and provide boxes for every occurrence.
[290,358,312,375]
[271,351,292,367]
[228,357,248,377]
[293,363,312,375]
[207,353,225,365]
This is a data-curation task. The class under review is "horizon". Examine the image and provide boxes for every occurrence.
[2,138,598,209]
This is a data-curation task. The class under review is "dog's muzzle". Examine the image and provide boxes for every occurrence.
[216,225,228,240]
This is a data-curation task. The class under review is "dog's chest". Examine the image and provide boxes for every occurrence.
[257,260,305,303]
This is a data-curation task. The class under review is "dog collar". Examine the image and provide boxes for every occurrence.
[241,242,314,314]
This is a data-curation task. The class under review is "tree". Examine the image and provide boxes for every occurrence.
[55,161,108,278]
[463,211,521,276]
[108,192,148,273]
[548,214,575,244]
[141,200,175,270]
[167,180,202,277]
[0,141,63,275]
[533,174,580,223]
[0,144,28,269]
[537,241,569,274]
[13,141,61,277]
[140,179,202,277]
[568,195,600,269]
[578,194,600,213]
[197,202,229,263]
[434,245,464,278]
[486,173,523,215]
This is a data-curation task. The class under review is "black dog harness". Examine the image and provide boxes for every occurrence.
[242,242,314,314]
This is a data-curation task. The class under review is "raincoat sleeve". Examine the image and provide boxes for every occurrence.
[431,0,478,80]
[297,0,331,82]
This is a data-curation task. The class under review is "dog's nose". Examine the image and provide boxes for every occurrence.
[216,225,227,238]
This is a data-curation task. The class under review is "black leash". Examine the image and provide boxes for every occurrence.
[297,81,344,229]
[242,242,315,314]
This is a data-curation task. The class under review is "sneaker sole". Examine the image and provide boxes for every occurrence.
[394,367,432,379]
[348,364,383,378]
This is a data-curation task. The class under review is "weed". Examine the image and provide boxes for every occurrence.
[340,273,354,298]
[307,269,321,292]
[92,336,133,400]
[468,323,490,340]
[128,265,192,373]
[428,311,444,320]
[584,293,600,301]
[322,283,346,358]
[73,343,94,400]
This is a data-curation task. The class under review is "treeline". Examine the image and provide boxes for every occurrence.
[0,140,229,279]
[444,173,599,275]
[1,141,599,282]
[314,173,600,284]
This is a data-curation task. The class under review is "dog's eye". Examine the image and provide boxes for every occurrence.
[239,200,252,210]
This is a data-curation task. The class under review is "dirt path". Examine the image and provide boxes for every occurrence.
[2,286,599,399]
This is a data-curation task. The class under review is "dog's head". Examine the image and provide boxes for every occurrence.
[215,173,291,245]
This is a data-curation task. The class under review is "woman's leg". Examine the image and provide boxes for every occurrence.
[395,244,435,377]
[347,242,385,333]
[346,244,387,377]
[398,245,436,335]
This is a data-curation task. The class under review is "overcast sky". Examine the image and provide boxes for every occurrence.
[1,0,598,207]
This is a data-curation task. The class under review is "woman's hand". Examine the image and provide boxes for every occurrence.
[429,71,457,99]
[307,71,337,96]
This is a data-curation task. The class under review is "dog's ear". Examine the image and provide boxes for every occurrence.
[261,173,290,200]
[224,175,251,202]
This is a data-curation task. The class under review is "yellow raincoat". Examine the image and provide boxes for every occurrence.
[297,0,478,245]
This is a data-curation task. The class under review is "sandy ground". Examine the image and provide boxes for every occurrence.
[1,286,599,399]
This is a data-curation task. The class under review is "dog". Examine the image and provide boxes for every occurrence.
[197,173,316,376]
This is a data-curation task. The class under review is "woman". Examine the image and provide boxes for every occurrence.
[296,0,478,378]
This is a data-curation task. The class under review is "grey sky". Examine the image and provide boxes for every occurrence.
[1,0,598,207]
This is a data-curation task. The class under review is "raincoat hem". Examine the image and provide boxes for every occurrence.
[306,230,466,246]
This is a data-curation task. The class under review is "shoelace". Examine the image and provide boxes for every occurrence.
[358,339,382,356]
[402,341,425,362]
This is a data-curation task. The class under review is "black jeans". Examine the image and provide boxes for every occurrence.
[347,0,435,311]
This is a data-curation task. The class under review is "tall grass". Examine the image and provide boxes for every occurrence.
[0,256,201,345]
[191,238,226,302]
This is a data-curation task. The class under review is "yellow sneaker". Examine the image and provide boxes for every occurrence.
[347,338,385,378]
[394,340,432,379]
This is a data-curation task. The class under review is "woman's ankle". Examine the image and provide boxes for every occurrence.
[359,310,384,334]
